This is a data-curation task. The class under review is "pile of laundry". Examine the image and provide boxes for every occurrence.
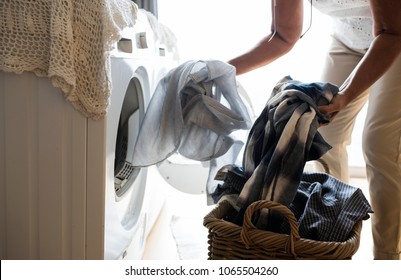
[211,76,373,242]
[131,58,372,243]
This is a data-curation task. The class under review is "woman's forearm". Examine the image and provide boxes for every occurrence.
[228,0,304,76]
[228,35,297,75]
[339,0,401,105]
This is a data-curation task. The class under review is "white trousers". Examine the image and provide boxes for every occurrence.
[314,36,401,260]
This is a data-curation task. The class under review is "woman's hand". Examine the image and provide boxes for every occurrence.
[318,93,350,121]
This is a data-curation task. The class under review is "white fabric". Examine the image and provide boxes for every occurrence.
[0,0,138,120]
[311,0,373,49]
[141,9,180,61]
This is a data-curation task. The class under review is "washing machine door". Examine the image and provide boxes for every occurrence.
[156,82,255,195]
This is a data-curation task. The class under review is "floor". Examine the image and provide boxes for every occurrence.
[141,166,212,260]
[142,166,374,260]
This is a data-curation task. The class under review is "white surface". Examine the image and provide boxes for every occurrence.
[0,10,172,260]
[0,71,104,259]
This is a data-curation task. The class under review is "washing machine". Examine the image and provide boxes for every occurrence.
[105,11,160,260]
[0,8,170,260]
[105,8,181,260]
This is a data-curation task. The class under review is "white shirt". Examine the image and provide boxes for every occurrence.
[311,0,373,49]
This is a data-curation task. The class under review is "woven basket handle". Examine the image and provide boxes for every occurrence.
[240,200,301,256]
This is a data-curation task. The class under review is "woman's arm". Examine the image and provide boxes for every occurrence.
[228,0,304,75]
[319,0,401,116]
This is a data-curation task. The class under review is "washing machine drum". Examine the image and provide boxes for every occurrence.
[114,85,144,197]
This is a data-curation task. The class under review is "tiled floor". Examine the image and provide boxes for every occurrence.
[142,167,373,260]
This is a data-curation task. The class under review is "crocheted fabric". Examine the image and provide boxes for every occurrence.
[0,0,138,119]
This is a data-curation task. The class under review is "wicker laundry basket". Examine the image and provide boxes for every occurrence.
[203,199,362,260]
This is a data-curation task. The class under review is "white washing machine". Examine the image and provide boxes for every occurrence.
[0,9,171,260]
[105,9,180,260]
[104,12,159,260]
